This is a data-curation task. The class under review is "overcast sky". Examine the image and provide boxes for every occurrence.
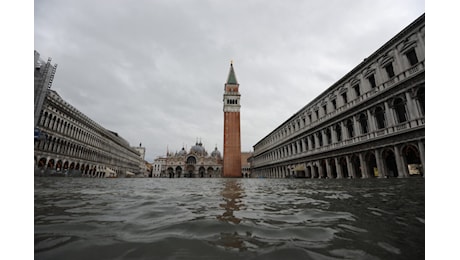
[34,0,424,161]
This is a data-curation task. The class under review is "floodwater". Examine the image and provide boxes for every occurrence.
[35,177,424,259]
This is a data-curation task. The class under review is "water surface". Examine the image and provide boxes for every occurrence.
[35,177,424,259]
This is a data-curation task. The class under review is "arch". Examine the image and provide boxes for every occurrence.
[186,165,195,177]
[63,161,69,170]
[350,155,362,178]
[335,124,342,142]
[393,97,408,123]
[199,166,206,178]
[38,158,47,169]
[207,167,215,177]
[56,160,63,171]
[325,128,332,145]
[328,158,337,178]
[339,157,349,178]
[374,106,386,129]
[175,166,182,177]
[167,167,174,178]
[402,144,423,176]
[319,159,327,178]
[365,152,378,178]
[358,113,369,134]
[382,148,398,177]
[345,119,354,138]
[186,156,197,165]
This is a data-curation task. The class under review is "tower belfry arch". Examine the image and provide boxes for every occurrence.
[223,61,242,177]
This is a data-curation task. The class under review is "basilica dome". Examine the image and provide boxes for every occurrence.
[190,141,206,155]
[211,146,221,158]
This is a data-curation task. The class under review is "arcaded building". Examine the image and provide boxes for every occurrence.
[252,14,425,179]
[34,51,142,177]
[223,62,242,177]
[154,141,223,178]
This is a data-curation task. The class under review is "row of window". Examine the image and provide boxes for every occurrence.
[256,89,424,163]
[226,99,239,105]
[257,45,422,149]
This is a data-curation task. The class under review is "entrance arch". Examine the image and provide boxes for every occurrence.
[350,155,362,178]
[339,157,349,178]
[199,167,206,178]
[328,158,337,178]
[402,144,423,176]
[383,149,398,177]
[167,167,174,178]
[186,165,195,178]
[175,166,182,178]
[365,152,378,178]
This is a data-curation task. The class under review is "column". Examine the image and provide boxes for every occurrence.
[374,148,386,178]
[312,163,318,178]
[384,101,396,127]
[331,125,338,143]
[346,155,354,178]
[301,138,306,152]
[321,130,327,146]
[325,159,332,179]
[405,91,420,120]
[417,140,425,177]
[394,145,408,177]
[359,153,369,178]
[367,110,376,133]
[318,160,324,178]
[352,115,359,138]
[335,157,343,179]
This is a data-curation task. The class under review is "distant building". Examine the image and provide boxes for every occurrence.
[241,152,253,178]
[153,141,223,178]
[34,50,142,177]
[134,145,148,177]
[252,14,425,179]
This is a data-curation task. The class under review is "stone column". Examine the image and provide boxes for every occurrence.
[394,145,408,178]
[384,101,396,127]
[301,138,306,152]
[359,153,368,178]
[405,91,420,120]
[325,159,332,178]
[318,160,324,178]
[335,157,343,179]
[346,155,354,178]
[312,163,318,178]
[367,110,376,133]
[375,148,386,178]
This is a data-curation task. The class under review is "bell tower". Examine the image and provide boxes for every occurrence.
[223,61,242,177]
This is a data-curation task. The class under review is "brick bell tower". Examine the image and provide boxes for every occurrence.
[223,61,242,177]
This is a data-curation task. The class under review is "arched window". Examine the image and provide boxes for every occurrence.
[325,128,332,144]
[393,98,408,123]
[375,107,386,129]
[317,132,323,147]
[359,113,369,134]
[186,156,196,164]
[346,119,354,138]
[335,124,342,142]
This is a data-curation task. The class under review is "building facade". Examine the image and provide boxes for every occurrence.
[223,62,242,177]
[252,14,425,179]
[153,141,223,178]
[34,50,142,178]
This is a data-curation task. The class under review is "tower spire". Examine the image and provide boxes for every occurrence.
[226,61,238,85]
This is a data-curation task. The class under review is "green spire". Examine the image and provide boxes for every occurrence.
[226,61,238,84]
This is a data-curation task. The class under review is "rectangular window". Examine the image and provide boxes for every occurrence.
[353,84,360,97]
[332,99,337,110]
[385,63,395,78]
[406,49,419,66]
[323,105,327,115]
[341,92,348,104]
[308,114,312,123]
[368,74,376,88]
[315,110,319,119]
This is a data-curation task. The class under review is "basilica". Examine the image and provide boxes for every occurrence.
[153,141,223,178]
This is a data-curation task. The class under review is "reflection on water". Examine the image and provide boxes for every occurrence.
[35,178,424,260]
